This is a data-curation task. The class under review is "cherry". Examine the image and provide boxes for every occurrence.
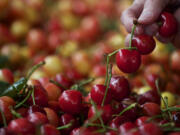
[27,112,49,126]
[66,68,83,81]
[88,104,113,123]
[116,49,141,73]
[28,85,48,107]
[54,74,73,90]
[125,130,141,135]
[109,116,130,129]
[132,35,156,55]
[70,127,100,135]
[40,124,60,135]
[8,118,35,134]
[47,18,62,33]
[92,64,106,77]
[139,123,163,135]
[109,75,130,101]
[135,116,149,126]
[105,131,118,135]
[119,122,136,134]
[59,90,83,115]
[59,113,78,134]
[169,132,180,135]
[137,90,160,105]
[0,69,14,84]
[16,107,28,117]
[90,84,112,105]
[28,105,46,115]
[159,12,178,37]
[141,102,161,116]
[48,101,60,113]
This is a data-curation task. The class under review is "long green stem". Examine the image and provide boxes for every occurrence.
[102,64,112,107]
[49,80,67,90]
[32,86,36,105]
[129,20,138,48]
[26,61,45,80]
[0,108,7,127]
[87,123,118,131]
[113,103,137,117]
[155,79,172,121]
[56,123,72,130]
[10,107,22,118]
[15,89,32,109]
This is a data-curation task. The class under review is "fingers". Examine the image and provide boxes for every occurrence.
[138,0,169,24]
[121,0,144,35]
[144,23,159,36]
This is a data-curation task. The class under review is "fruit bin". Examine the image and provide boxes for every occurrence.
[0,0,180,135]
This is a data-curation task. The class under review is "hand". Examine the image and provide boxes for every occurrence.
[121,0,180,47]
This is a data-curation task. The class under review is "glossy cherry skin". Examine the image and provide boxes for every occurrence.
[27,112,49,126]
[59,90,82,115]
[90,84,112,105]
[139,123,163,135]
[70,127,100,135]
[119,122,136,134]
[28,105,46,115]
[159,12,178,37]
[141,102,161,116]
[137,90,160,105]
[135,116,149,126]
[132,35,156,55]
[28,85,48,107]
[116,49,141,73]
[40,124,60,135]
[59,113,78,134]
[88,104,113,123]
[109,116,130,129]
[0,68,14,84]
[109,76,130,101]
[8,118,35,134]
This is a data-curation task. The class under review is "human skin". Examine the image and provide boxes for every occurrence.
[121,0,180,48]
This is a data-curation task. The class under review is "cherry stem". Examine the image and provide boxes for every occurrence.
[0,108,7,127]
[102,64,112,107]
[90,100,106,131]
[32,86,36,105]
[113,103,137,117]
[164,127,180,132]
[147,115,163,122]
[160,122,174,128]
[49,80,67,90]
[162,107,180,112]
[78,78,95,87]
[26,61,45,80]
[15,88,33,109]
[10,107,22,118]
[155,79,172,121]
[129,20,138,48]
[56,123,72,130]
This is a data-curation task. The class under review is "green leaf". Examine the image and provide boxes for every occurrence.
[0,77,27,98]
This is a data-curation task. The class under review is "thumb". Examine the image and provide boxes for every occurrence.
[138,0,169,24]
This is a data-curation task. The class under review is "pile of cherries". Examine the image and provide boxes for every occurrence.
[0,0,180,135]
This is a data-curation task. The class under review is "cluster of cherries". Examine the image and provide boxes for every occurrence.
[116,11,177,74]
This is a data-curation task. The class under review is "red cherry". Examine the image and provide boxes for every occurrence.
[59,113,78,134]
[119,122,136,134]
[132,35,156,55]
[27,112,49,126]
[70,127,100,135]
[116,49,141,73]
[16,107,28,117]
[1,69,14,84]
[105,131,118,135]
[59,90,82,114]
[8,118,35,134]
[109,76,130,101]
[90,84,112,105]
[0,128,15,135]
[135,116,149,126]
[141,102,161,116]
[40,124,60,135]
[88,104,113,123]
[48,101,60,113]
[139,123,163,135]
[159,12,178,37]
[28,85,48,107]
